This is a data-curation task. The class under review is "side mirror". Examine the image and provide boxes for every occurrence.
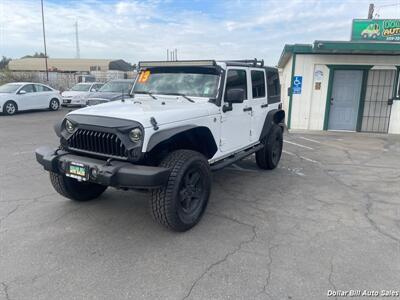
[19,90,27,95]
[225,88,245,103]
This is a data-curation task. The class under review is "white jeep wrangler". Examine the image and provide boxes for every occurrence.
[36,59,285,232]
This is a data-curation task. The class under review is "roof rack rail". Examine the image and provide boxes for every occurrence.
[224,59,264,67]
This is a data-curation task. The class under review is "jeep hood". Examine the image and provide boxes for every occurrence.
[68,98,218,128]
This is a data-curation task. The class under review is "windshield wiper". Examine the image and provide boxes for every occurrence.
[163,93,195,103]
[134,91,157,100]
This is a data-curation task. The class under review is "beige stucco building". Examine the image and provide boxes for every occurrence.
[278,41,400,134]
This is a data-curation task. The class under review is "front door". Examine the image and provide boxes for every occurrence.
[328,70,363,131]
[220,68,252,152]
[16,84,37,110]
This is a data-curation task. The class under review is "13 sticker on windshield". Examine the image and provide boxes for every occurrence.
[138,70,151,83]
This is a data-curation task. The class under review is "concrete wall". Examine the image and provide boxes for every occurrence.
[280,54,400,133]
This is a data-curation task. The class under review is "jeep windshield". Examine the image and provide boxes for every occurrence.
[133,67,220,99]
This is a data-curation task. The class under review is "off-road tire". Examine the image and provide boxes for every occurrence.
[256,124,283,170]
[3,101,18,115]
[50,172,107,201]
[150,150,211,232]
[49,98,60,111]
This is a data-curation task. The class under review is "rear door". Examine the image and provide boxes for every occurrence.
[220,68,252,152]
[249,69,268,143]
[35,84,53,108]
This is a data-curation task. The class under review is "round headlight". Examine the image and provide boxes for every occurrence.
[129,128,142,142]
[65,119,75,133]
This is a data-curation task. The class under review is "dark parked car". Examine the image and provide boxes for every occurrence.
[86,79,134,106]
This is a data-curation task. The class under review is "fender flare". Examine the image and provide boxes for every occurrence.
[259,109,285,141]
[146,125,218,158]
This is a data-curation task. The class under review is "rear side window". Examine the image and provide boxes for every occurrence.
[266,70,281,103]
[225,69,247,100]
[251,70,266,98]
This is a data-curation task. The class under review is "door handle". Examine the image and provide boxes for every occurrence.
[261,103,268,108]
[243,107,252,112]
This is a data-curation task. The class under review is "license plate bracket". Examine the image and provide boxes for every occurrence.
[66,162,89,181]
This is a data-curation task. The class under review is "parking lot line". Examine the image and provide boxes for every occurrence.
[282,150,295,156]
[284,140,314,150]
[298,136,322,144]
[299,156,319,164]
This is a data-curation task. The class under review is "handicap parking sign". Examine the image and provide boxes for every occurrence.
[293,76,302,94]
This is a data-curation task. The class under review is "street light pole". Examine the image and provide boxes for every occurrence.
[41,0,49,81]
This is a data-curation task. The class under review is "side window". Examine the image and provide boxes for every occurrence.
[251,70,266,98]
[35,84,51,92]
[93,84,103,91]
[266,70,281,103]
[21,84,35,93]
[396,70,400,99]
[225,69,247,100]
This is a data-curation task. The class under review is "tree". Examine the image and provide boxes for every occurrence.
[0,56,11,69]
[21,52,48,59]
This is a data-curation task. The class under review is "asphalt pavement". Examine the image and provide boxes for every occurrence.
[0,108,399,300]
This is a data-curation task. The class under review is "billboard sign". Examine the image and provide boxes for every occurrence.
[352,19,400,42]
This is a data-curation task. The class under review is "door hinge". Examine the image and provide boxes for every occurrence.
[250,130,252,136]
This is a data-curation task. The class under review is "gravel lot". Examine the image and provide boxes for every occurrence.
[1,108,399,300]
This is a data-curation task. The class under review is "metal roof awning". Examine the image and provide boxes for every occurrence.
[278,41,400,68]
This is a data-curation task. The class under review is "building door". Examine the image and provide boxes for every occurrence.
[328,70,363,131]
[361,70,396,133]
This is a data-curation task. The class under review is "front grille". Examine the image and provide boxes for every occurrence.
[68,129,128,159]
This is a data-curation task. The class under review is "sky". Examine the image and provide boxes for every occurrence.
[0,0,399,66]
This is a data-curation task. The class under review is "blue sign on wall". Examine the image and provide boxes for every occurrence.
[293,76,302,94]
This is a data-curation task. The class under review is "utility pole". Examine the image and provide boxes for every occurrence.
[368,3,374,19]
[75,21,80,59]
[41,0,49,81]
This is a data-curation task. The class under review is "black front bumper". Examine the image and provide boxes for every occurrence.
[35,146,170,189]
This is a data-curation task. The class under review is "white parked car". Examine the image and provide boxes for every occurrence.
[0,82,62,115]
[61,82,104,107]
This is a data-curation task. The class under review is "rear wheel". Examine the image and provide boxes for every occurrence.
[150,150,211,232]
[3,101,17,115]
[256,124,283,170]
[49,98,60,111]
[50,172,107,201]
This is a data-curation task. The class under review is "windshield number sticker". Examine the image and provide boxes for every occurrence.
[138,70,151,83]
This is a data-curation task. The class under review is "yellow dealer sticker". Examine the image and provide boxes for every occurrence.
[138,70,151,83]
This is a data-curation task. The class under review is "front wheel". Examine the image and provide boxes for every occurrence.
[256,124,283,170]
[49,98,60,111]
[50,172,107,201]
[150,150,211,232]
[3,101,17,115]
